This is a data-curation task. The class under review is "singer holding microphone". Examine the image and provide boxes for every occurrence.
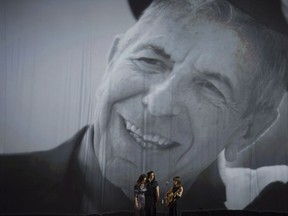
[165,176,184,216]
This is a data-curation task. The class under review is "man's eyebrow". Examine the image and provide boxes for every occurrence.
[135,44,171,59]
[200,71,233,91]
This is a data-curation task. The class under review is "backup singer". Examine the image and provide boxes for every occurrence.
[145,171,159,216]
[134,174,147,216]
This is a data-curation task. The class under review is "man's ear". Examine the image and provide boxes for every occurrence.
[225,109,279,162]
[107,34,123,63]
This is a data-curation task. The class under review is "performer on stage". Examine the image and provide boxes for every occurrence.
[134,174,147,216]
[145,171,159,216]
[165,176,184,216]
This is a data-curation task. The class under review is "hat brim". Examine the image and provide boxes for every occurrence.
[128,0,153,20]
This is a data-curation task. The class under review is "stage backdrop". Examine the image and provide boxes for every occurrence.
[0,0,288,215]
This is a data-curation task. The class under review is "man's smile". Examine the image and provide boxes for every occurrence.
[124,119,179,149]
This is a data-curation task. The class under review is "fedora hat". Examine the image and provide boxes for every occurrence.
[127,0,288,36]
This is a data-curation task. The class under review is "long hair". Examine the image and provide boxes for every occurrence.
[137,174,147,185]
[147,171,155,181]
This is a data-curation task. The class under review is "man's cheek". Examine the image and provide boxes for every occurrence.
[110,80,146,101]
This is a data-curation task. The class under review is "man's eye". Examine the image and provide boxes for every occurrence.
[138,57,162,65]
[198,81,217,91]
[196,80,225,98]
[132,57,168,73]
[137,57,167,68]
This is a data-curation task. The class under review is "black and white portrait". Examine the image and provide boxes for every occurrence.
[1,0,288,215]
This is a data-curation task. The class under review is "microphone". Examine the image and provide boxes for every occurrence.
[162,181,170,205]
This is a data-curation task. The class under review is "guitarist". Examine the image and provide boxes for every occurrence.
[165,176,184,216]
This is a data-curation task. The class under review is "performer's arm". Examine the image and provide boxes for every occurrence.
[156,185,160,202]
[134,195,138,208]
[134,186,139,208]
[176,186,184,197]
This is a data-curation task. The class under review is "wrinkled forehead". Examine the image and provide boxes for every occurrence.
[119,13,262,99]
[124,14,253,69]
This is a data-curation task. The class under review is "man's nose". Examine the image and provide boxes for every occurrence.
[142,80,181,116]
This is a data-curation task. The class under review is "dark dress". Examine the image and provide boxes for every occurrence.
[169,186,182,216]
[145,180,158,216]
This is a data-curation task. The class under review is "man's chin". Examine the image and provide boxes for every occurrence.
[121,188,134,201]
[104,158,140,195]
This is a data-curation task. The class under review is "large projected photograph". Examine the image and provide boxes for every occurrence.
[1,0,288,215]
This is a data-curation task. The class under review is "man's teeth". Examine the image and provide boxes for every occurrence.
[125,120,172,149]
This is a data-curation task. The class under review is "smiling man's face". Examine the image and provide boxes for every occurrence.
[93,10,258,199]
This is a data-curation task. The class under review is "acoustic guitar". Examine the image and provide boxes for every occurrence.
[164,187,181,207]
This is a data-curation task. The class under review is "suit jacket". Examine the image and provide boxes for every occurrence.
[0,125,287,214]
[0,125,131,214]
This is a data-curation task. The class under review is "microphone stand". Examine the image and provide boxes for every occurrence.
[161,181,170,206]
[161,181,170,214]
